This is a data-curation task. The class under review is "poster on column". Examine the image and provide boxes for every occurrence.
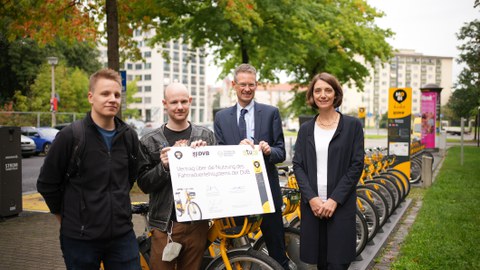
[167,145,275,222]
[420,92,436,148]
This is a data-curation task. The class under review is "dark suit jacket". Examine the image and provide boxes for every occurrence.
[214,102,286,210]
[292,113,364,264]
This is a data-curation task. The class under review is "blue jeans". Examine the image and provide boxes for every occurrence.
[60,230,141,270]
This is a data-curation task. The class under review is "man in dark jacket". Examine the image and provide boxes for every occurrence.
[214,64,293,269]
[137,82,215,270]
[37,68,140,270]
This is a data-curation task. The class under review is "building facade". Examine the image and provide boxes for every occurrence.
[100,30,209,125]
[341,49,453,127]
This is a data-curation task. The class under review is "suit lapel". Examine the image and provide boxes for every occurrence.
[228,106,241,143]
[254,102,262,142]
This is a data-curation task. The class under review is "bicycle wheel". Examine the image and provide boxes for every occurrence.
[373,176,402,209]
[410,158,422,184]
[288,215,301,229]
[136,235,151,269]
[253,227,309,270]
[356,195,380,242]
[356,210,368,257]
[381,172,406,200]
[357,185,388,227]
[205,249,283,270]
[363,180,395,219]
[388,168,411,197]
[187,202,202,220]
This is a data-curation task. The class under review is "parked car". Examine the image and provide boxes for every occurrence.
[21,126,59,155]
[21,135,36,158]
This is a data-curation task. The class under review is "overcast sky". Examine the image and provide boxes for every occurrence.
[368,0,479,81]
[207,1,479,85]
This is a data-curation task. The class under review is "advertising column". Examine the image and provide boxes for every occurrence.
[387,88,412,178]
[420,92,436,148]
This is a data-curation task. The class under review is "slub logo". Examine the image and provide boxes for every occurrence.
[393,89,407,104]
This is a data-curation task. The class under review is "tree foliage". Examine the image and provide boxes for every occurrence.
[448,19,480,119]
[124,80,141,119]
[0,36,101,102]
[128,0,392,116]
[0,0,97,44]
[13,63,90,113]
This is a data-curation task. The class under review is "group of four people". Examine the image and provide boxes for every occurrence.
[37,63,363,270]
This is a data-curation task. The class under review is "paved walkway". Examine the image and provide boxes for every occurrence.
[0,194,149,270]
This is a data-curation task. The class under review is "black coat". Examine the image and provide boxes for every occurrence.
[292,113,364,264]
[37,113,138,240]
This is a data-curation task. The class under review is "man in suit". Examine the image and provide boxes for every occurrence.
[214,63,292,270]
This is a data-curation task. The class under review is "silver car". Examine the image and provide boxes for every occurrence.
[21,135,36,158]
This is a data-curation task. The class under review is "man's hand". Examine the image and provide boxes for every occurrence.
[190,139,207,148]
[239,139,254,148]
[258,141,271,156]
[160,147,171,169]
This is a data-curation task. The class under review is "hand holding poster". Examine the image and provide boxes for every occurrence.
[167,145,275,222]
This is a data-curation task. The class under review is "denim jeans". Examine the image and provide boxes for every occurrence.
[60,230,141,270]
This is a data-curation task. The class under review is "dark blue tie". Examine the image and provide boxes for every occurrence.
[239,108,248,140]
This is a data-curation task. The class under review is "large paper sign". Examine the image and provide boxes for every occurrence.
[167,145,275,222]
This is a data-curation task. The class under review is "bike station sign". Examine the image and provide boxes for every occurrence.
[168,145,276,222]
[387,87,412,178]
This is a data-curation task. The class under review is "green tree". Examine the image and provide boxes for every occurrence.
[448,19,480,120]
[13,63,90,113]
[276,99,290,120]
[130,0,392,116]
[124,80,141,119]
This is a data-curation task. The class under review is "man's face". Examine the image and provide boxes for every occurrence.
[163,88,192,123]
[233,72,257,107]
[88,78,121,118]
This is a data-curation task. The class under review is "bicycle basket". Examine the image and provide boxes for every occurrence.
[214,215,263,239]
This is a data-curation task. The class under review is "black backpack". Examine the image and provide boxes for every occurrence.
[65,120,138,187]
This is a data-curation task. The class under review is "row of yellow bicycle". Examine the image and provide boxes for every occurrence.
[126,146,433,270]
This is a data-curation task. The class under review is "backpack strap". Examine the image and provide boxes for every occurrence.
[65,120,86,180]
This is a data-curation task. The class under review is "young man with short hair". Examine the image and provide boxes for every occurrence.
[37,68,141,270]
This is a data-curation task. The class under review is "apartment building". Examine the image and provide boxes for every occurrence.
[100,30,209,125]
[341,49,453,127]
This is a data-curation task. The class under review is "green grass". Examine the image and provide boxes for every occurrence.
[365,134,387,139]
[392,146,480,269]
[446,138,477,143]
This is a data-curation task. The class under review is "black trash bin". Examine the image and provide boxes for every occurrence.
[0,126,22,217]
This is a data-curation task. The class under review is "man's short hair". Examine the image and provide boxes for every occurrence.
[234,64,257,82]
[89,68,122,93]
[306,72,343,109]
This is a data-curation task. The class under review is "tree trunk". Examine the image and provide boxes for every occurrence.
[240,38,249,64]
[105,0,122,118]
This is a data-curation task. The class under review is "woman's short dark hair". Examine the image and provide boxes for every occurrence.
[306,72,343,109]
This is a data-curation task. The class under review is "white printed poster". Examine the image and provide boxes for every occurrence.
[167,145,275,222]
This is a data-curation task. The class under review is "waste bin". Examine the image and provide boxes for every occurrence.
[0,126,22,217]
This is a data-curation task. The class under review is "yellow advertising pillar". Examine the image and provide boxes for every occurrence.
[387,88,412,179]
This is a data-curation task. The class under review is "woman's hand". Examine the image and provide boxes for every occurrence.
[309,197,324,217]
[317,198,338,219]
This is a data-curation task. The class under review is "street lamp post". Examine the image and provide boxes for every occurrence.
[47,57,58,127]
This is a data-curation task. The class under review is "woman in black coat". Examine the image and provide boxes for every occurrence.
[292,72,364,270]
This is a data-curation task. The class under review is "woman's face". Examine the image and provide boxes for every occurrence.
[312,79,335,110]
